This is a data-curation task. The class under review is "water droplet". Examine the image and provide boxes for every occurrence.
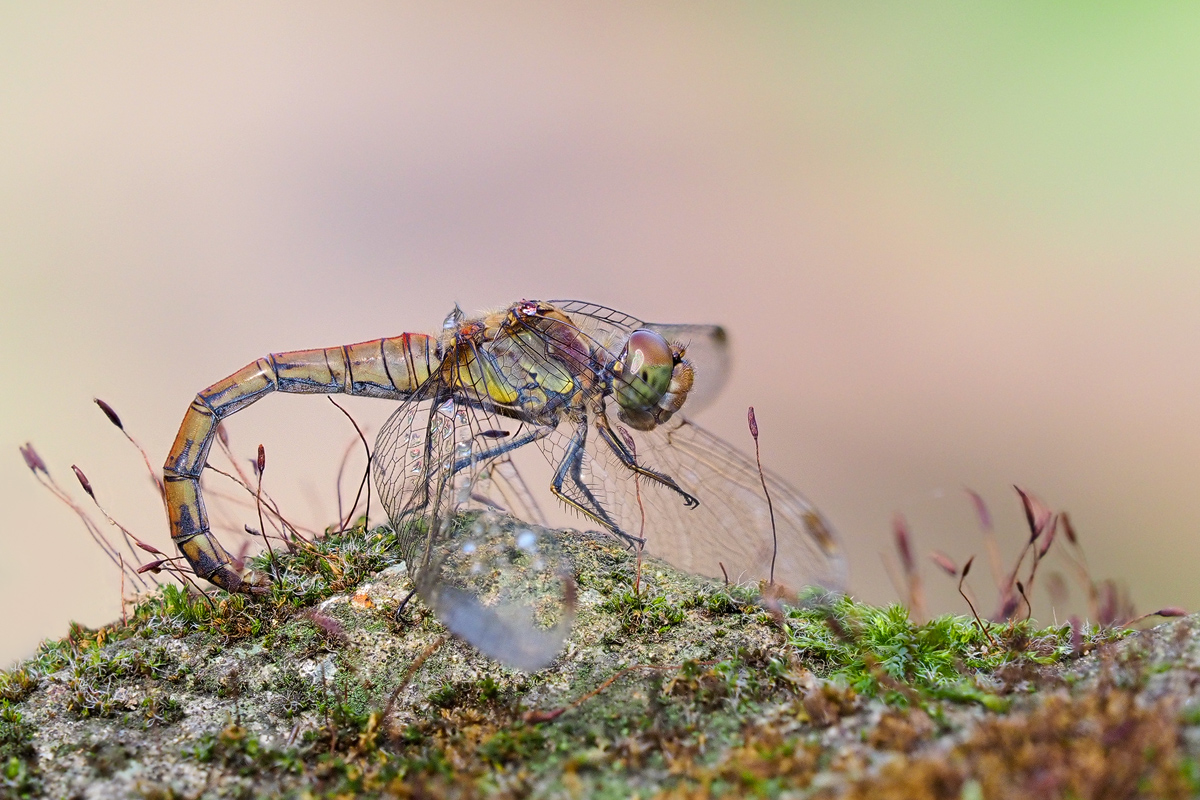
[516,530,537,552]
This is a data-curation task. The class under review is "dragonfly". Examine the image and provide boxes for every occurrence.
[163,300,847,668]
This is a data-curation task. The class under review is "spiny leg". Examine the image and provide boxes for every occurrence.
[451,424,554,474]
[394,586,419,620]
[550,419,644,548]
[594,411,699,508]
[396,401,553,578]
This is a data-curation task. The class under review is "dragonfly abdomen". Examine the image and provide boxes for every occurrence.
[162,333,439,593]
[273,334,438,397]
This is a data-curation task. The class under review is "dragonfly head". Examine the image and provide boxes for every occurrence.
[615,329,694,430]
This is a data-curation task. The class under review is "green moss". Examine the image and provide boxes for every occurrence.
[477,727,547,766]
[0,704,35,765]
[600,590,687,636]
[1181,754,1200,794]
[0,755,40,799]
[684,584,760,616]
[427,683,464,709]
[0,671,36,705]
[665,650,807,712]
[476,675,502,702]
[265,669,322,721]
[139,691,184,727]
[123,523,397,645]
[780,598,1085,707]
[0,701,39,800]
[187,722,302,776]
[59,642,189,720]
[2,515,1142,798]
[85,740,132,779]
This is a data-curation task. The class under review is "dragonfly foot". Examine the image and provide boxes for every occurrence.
[615,530,646,550]
[394,587,418,620]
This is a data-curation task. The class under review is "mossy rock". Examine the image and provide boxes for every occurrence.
[2,521,1198,799]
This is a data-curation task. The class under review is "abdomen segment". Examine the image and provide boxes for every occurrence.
[162,334,436,594]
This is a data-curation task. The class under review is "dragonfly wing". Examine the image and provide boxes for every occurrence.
[549,300,646,338]
[374,392,446,567]
[548,301,731,412]
[473,456,549,527]
[375,388,542,560]
[424,514,574,672]
[375,393,573,670]
[590,411,848,592]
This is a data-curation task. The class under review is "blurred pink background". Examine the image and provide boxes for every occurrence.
[4,5,1200,666]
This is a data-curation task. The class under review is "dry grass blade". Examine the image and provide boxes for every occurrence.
[203,462,312,545]
[996,486,1052,619]
[70,463,155,569]
[20,442,48,474]
[892,514,926,623]
[254,444,282,576]
[929,550,958,577]
[1124,607,1189,628]
[965,487,1004,590]
[382,635,448,732]
[21,446,148,591]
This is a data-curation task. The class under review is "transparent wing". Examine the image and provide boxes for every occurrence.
[565,410,848,592]
[373,392,571,670]
[471,456,548,527]
[548,300,731,412]
[422,512,574,671]
[373,390,449,569]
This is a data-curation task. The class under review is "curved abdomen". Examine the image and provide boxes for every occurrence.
[163,334,437,593]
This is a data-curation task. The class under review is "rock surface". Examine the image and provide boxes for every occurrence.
[2,523,1198,799]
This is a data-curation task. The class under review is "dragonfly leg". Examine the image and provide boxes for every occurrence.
[450,425,554,474]
[550,420,644,549]
[594,413,699,508]
[394,586,418,620]
[395,422,552,529]
[392,415,558,579]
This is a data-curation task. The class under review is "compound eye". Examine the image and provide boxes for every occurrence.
[616,329,674,413]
